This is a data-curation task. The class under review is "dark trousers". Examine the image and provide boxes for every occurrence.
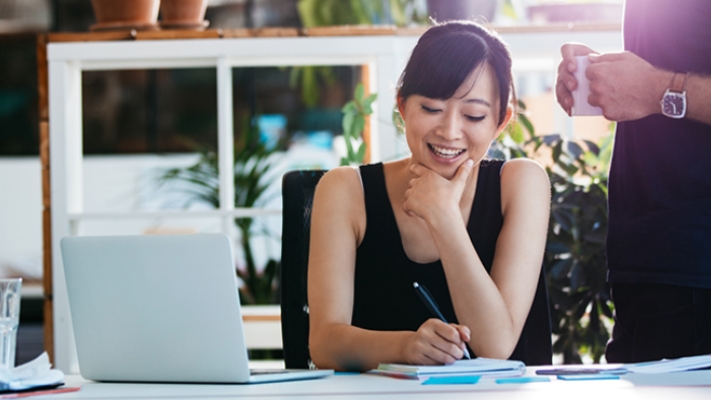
[606,283,711,363]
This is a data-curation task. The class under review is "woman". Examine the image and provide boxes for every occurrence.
[307,20,550,371]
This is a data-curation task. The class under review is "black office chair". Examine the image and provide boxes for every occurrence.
[280,169,552,368]
[280,169,327,369]
[512,269,553,365]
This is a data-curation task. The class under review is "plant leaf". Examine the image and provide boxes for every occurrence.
[566,140,584,159]
[356,141,367,163]
[342,111,355,136]
[352,114,365,137]
[509,122,525,144]
[354,82,365,103]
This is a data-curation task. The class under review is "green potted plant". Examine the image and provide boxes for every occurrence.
[156,113,284,305]
[154,79,377,305]
[340,83,377,166]
[426,0,498,22]
[292,0,425,108]
[490,102,615,363]
[297,0,426,27]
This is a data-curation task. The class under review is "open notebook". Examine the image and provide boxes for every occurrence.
[374,358,525,379]
[60,234,332,384]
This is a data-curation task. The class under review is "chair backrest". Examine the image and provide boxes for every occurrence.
[280,169,326,369]
[280,169,552,368]
[513,268,553,365]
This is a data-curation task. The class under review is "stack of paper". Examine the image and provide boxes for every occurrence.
[373,358,525,379]
[536,354,711,376]
[625,354,711,374]
[0,353,65,392]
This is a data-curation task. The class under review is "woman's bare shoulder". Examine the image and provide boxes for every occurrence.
[499,158,551,210]
[316,166,362,196]
[500,158,549,187]
[312,166,366,217]
[311,166,367,244]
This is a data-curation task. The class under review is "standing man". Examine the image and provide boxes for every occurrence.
[555,0,711,363]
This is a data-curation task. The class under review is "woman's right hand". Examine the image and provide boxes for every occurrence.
[403,319,471,365]
[403,159,474,225]
[555,43,596,115]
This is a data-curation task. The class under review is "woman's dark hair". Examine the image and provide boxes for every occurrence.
[397,20,514,126]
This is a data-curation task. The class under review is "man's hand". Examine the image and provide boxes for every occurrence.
[586,51,668,121]
[555,43,596,115]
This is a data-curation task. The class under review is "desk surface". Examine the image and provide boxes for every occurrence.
[46,370,711,400]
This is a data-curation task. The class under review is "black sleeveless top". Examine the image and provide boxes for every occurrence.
[351,160,504,355]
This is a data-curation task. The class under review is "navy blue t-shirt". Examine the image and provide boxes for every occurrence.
[607,0,711,288]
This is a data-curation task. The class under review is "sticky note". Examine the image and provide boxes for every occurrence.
[422,375,481,385]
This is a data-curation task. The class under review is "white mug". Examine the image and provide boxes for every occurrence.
[571,55,603,116]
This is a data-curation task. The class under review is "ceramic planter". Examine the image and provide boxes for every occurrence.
[160,0,209,30]
[90,0,161,31]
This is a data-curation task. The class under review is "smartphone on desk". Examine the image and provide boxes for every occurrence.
[536,367,626,376]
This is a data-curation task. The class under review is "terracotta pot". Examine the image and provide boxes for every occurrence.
[160,0,208,24]
[91,0,160,25]
[90,0,160,31]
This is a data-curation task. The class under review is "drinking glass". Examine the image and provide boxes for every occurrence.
[0,278,22,370]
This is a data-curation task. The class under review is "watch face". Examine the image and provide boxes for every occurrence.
[662,91,686,118]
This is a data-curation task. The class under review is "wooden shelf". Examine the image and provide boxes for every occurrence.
[45,22,621,43]
[67,209,281,222]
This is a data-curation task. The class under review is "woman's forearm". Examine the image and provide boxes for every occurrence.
[427,218,521,359]
[309,324,412,371]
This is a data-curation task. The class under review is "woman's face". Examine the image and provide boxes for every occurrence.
[399,63,508,180]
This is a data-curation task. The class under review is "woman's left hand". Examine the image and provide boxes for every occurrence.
[403,159,474,224]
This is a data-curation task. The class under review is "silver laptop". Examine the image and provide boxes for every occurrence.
[60,233,333,383]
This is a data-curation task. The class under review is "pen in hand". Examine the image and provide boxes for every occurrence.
[413,282,472,360]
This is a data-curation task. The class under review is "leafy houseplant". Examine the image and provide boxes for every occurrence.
[297,0,427,28]
[292,0,425,108]
[157,115,283,305]
[340,83,377,166]
[156,83,376,302]
[490,102,615,363]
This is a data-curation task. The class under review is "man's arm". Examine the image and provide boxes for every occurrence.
[587,52,711,125]
[685,73,711,125]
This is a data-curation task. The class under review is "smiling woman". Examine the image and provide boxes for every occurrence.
[306,20,552,372]
[399,62,508,180]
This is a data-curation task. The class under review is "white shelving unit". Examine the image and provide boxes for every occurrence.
[46,25,622,373]
[48,34,411,373]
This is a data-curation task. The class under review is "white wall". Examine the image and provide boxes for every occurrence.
[0,142,339,283]
[0,157,42,279]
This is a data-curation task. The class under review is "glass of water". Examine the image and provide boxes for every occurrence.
[0,278,22,370]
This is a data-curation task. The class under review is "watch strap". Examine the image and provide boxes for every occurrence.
[669,72,689,93]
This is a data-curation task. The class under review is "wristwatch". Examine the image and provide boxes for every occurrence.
[660,72,689,119]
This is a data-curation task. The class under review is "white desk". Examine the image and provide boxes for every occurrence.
[48,371,711,400]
